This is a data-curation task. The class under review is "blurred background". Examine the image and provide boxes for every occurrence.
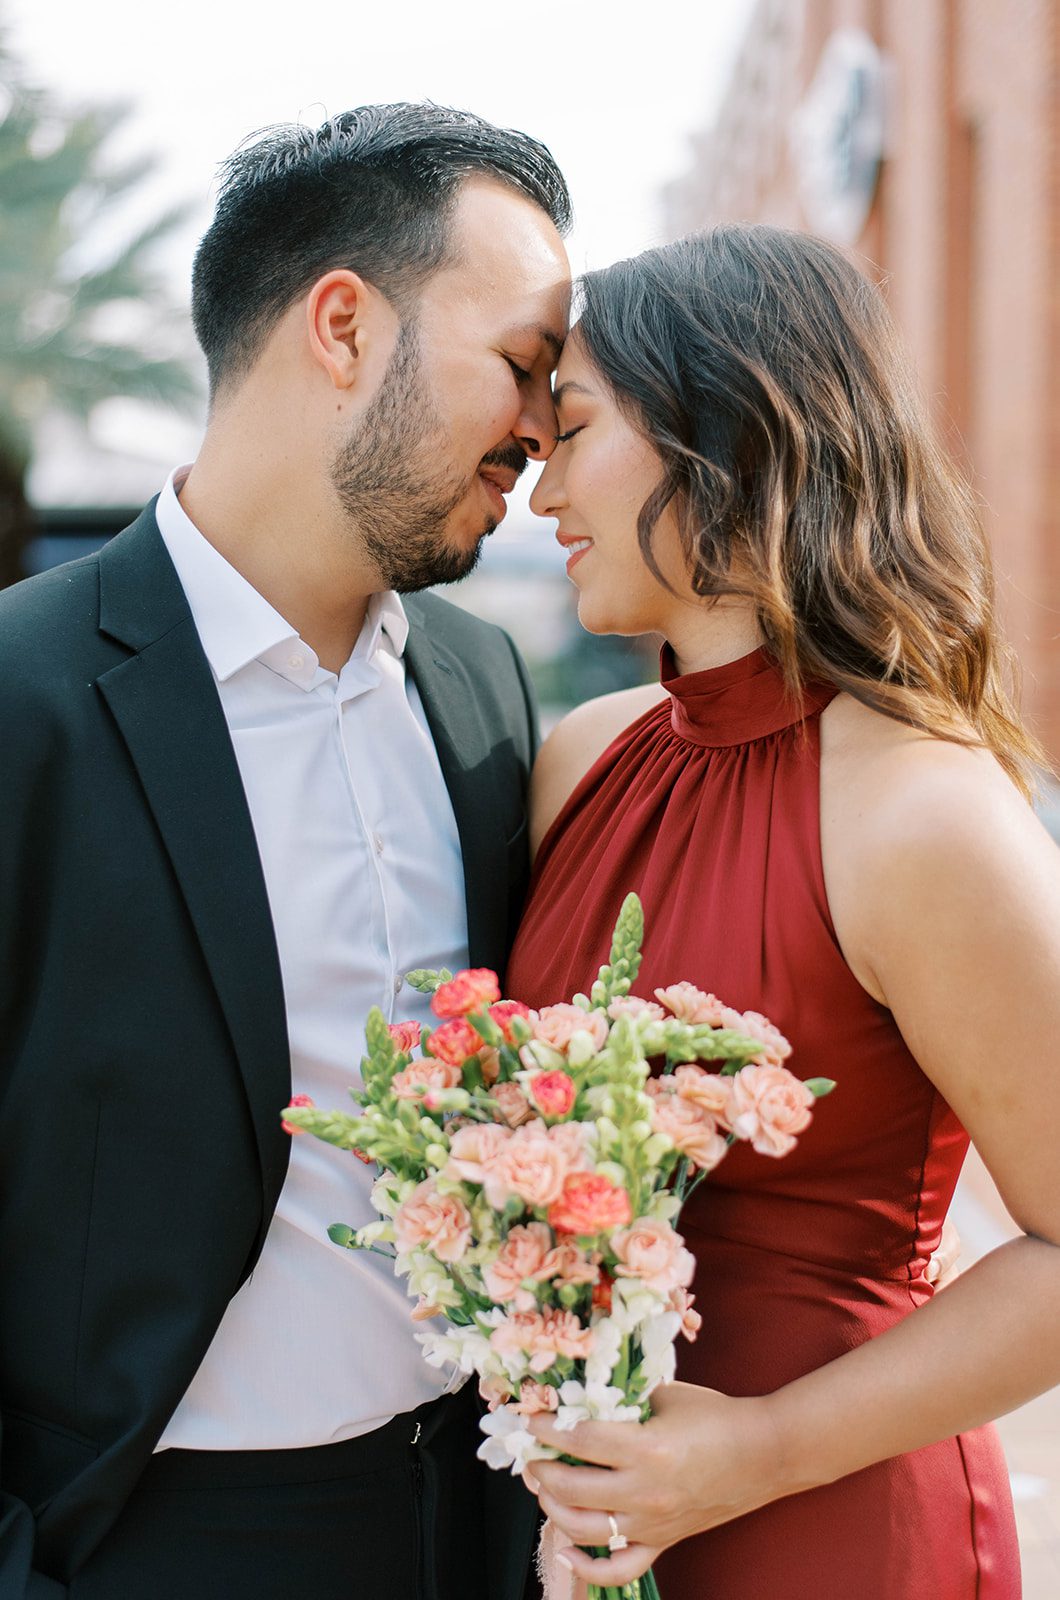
[2,0,1057,1587]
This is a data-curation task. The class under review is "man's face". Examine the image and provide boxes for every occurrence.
[332,176,571,592]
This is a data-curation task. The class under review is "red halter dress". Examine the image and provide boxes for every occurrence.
[505,646,1020,1600]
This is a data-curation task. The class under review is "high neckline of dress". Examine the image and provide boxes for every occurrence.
[660,643,836,748]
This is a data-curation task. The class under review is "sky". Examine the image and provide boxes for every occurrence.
[5,0,754,515]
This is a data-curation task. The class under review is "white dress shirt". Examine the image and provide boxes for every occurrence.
[153,469,470,1451]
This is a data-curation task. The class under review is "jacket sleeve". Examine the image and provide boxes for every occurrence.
[0,1459,67,1597]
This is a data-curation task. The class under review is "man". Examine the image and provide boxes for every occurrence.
[0,103,571,1599]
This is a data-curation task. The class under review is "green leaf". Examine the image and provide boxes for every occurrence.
[805,1077,837,1098]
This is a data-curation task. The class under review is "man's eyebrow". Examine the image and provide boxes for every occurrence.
[553,381,593,407]
[506,325,565,361]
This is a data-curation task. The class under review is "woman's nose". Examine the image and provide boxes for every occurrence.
[529,455,565,518]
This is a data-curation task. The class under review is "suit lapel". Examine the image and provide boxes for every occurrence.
[97,510,291,1243]
[404,615,510,971]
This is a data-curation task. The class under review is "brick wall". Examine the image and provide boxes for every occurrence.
[665,0,1060,763]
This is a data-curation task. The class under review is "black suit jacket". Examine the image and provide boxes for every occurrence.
[0,505,540,1597]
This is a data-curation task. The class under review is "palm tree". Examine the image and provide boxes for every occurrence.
[0,40,200,587]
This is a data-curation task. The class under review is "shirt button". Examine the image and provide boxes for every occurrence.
[289,653,305,670]
[393,976,403,995]
[373,833,384,856]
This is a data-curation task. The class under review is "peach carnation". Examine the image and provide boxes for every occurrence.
[431,968,502,1019]
[488,1081,535,1129]
[532,1004,610,1053]
[394,1179,472,1263]
[479,1373,513,1411]
[512,1380,560,1415]
[478,1046,502,1087]
[669,1285,702,1341]
[649,1089,729,1172]
[673,1064,735,1126]
[611,1216,695,1295]
[487,1122,571,1209]
[654,982,727,1025]
[425,1017,482,1067]
[446,1122,511,1186]
[526,1069,577,1121]
[387,1020,422,1053]
[607,996,667,1021]
[535,1240,600,1287]
[489,1308,595,1371]
[481,1222,552,1308]
[735,1010,793,1066]
[729,1063,813,1156]
[548,1171,633,1236]
[391,1058,463,1102]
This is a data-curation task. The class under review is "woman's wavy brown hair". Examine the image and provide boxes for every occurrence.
[576,224,1045,796]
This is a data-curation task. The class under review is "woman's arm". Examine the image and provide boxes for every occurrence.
[527,731,1060,1587]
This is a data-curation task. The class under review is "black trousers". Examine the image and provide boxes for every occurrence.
[68,1387,493,1600]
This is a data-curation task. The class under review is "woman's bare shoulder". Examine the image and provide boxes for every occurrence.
[529,682,669,858]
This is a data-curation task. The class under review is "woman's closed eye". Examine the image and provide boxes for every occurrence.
[553,426,583,445]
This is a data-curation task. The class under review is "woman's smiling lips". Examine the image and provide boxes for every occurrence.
[557,530,593,576]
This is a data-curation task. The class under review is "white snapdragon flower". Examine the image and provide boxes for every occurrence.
[404,1255,463,1311]
[584,1315,624,1387]
[554,1379,642,1430]
[644,1189,683,1223]
[416,1323,494,1375]
[638,1309,683,1392]
[477,1406,559,1474]
[610,1276,669,1333]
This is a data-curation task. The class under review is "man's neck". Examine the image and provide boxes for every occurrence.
[178,440,376,672]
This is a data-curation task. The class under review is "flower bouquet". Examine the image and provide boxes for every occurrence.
[282,893,833,1600]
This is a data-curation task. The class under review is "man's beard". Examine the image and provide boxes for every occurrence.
[330,319,523,592]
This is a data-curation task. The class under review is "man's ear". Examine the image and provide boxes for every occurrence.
[305,270,393,391]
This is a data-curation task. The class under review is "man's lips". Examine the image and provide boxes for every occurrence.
[477,465,520,495]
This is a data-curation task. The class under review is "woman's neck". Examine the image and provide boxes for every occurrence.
[663,597,765,676]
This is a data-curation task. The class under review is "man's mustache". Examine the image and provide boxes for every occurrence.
[479,443,528,480]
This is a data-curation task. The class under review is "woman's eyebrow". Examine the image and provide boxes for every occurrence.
[553,380,594,408]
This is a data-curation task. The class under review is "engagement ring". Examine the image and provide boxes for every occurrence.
[607,1514,628,1553]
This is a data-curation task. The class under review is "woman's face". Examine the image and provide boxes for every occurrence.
[529,332,691,637]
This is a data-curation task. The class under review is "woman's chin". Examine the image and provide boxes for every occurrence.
[575,592,650,640]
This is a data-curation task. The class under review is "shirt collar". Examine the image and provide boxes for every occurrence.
[154,467,410,682]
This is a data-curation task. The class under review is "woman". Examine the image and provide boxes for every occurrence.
[505,225,1060,1598]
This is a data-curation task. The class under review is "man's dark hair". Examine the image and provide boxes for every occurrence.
[191,102,572,397]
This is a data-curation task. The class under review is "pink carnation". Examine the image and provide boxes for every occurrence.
[481,1222,552,1309]
[526,1070,577,1120]
[611,1216,695,1295]
[488,1081,535,1128]
[548,1171,633,1236]
[425,1017,482,1067]
[648,1086,729,1172]
[391,1058,463,1102]
[394,1179,472,1263]
[673,1064,735,1126]
[282,1093,314,1135]
[387,1020,422,1053]
[489,1000,535,1043]
[446,1122,511,1186]
[729,1063,813,1156]
[431,968,502,1019]
[486,1121,571,1210]
[607,996,667,1021]
[654,982,727,1025]
[532,1004,610,1053]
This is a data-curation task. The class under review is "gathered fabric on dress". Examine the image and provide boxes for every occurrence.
[506,645,1019,1600]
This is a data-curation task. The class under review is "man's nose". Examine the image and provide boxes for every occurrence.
[516,385,560,461]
